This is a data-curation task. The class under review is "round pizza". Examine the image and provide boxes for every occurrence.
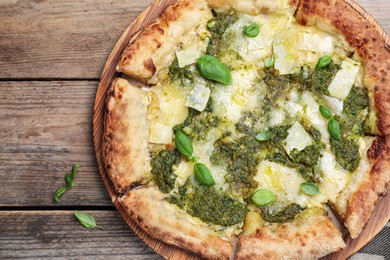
[102,0,390,258]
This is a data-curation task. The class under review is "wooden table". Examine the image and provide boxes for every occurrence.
[0,0,388,258]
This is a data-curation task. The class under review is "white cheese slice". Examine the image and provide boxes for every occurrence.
[321,95,344,115]
[328,58,361,100]
[273,40,300,75]
[299,91,329,144]
[284,121,313,155]
[176,46,203,68]
[268,109,286,127]
[173,161,194,186]
[185,84,211,112]
[148,122,173,144]
[297,31,335,53]
[283,101,303,117]
[254,161,311,208]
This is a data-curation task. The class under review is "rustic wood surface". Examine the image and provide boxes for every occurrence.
[0,0,388,259]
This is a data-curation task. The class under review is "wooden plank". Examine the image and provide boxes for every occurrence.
[0,81,113,206]
[0,210,161,259]
[0,0,388,79]
[0,0,154,79]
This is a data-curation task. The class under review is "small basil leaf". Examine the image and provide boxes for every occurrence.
[251,189,275,207]
[71,164,80,179]
[74,211,102,229]
[256,130,273,141]
[300,182,320,195]
[264,55,275,68]
[319,105,332,119]
[316,56,332,70]
[175,130,193,158]
[54,187,68,202]
[197,55,232,85]
[328,118,341,140]
[194,163,215,185]
[65,174,76,188]
[243,24,260,37]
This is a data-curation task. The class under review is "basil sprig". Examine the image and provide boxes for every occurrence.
[197,55,232,85]
[251,189,275,207]
[256,130,273,141]
[264,55,275,68]
[328,118,341,140]
[243,24,260,37]
[316,56,332,70]
[300,182,320,195]
[175,130,198,162]
[53,164,80,202]
[319,105,332,119]
[194,163,215,185]
[74,211,102,229]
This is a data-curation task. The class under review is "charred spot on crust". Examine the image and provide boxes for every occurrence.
[143,59,156,74]
[368,136,386,160]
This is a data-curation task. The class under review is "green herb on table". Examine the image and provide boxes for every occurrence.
[53,164,80,202]
[74,211,102,229]
[300,182,320,195]
[196,55,232,85]
[243,24,260,37]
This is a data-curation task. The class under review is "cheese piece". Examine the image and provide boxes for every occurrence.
[297,31,335,53]
[299,91,329,144]
[328,58,361,100]
[176,46,203,68]
[185,84,211,112]
[173,161,194,186]
[149,121,173,144]
[254,161,311,208]
[284,121,313,155]
[321,95,344,115]
[273,37,300,75]
[268,109,286,126]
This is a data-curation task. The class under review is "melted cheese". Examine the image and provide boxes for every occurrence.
[284,122,313,155]
[185,84,211,112]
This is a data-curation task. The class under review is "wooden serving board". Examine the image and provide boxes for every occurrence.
[93,0,390,259]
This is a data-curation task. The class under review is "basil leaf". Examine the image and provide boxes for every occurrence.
[264,55,275,68]
[243,24,260,37]
[54,187,68,202]
[65,174,76,188]
[328,118,341,140]
[175,130,193,158]
[194,163,216,185]
[319,105,332,119]
[300,182,320,195]
[71,164,80,179]
[256,130,273,141]
[197,55,232,85]
[74,211,102,229]
[316,56,332,70]
[251,189,275,207]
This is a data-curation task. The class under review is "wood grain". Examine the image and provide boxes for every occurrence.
[0,210,161,259]
[0,0,387,79]
[0,81,112,206]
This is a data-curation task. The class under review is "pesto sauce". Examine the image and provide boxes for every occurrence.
[168,58,194,87]
[174,103,219,141]
[343,86,369,116]
[305,61,339,95]
[235,111,261,136]
[211,135,261,197]
[260,203,303,223]
[150,149,181,193]
[167,180,246,226]
[330,137,360,172]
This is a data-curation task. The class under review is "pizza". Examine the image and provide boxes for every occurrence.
[102,0,390,258]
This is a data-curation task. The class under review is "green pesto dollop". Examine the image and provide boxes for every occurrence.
[305,61,339,95]
[289,144,323,167]
[168,58,194,87]
[260,203,303,223]
[330,137,360,172]
[174,104,219,141]
[167,180,246,226]
[343,86,369,116]
[211,135,261,197]
[150,149,181,193]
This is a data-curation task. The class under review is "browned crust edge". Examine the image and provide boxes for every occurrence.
[236,213,345,259]
[120,187,233,259]
[296,0,390,239]
[103,78,150,193]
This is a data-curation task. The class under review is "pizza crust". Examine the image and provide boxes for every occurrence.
[117,0,212,84]
[103,78,151,193]
[119,186,235,259]
[236,208,345,259]
[207,0,299,15]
